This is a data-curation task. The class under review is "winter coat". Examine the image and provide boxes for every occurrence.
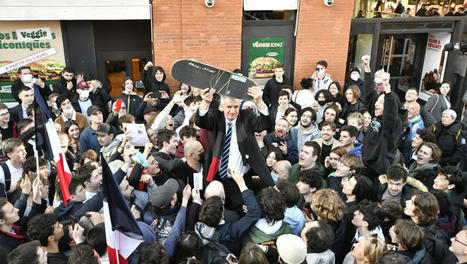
[432,121,466,166]
[376,175,427,207]
[142,68,170,96]
[264,132,299,164]
[289,163,325,184]
[424,93,450,122]
[263,75,291,106]
[196,189,260,255]
[408,162,438,189]
[362,76,403,176]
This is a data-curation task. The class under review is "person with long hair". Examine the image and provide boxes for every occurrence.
[424,81,451,122]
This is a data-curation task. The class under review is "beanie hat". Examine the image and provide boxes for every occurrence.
[276,234,307,264]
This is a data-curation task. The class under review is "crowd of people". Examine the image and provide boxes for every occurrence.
[0,54,466,264]
[356,1,467,18]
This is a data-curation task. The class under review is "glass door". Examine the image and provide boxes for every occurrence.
[378,34,426,93]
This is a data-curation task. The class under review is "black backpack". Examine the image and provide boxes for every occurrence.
[424,227,457,264]
[202,231,230,264]
[0,162,10,198]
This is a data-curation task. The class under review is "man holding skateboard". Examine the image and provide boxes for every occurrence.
[195,87,274,212]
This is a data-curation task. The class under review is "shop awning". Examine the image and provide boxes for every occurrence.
[0,0,151,20]
[243,0,298,11]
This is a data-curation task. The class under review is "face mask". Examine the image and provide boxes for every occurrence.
[271,172,278,184]
[199,152,206,164]
[318,100,326,106]
[63,108,74,117]
[22,74,33,83]
[80,90,90,100]
[350,74,360,81]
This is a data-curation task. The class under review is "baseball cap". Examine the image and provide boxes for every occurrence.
[92,123,111,136]
[276,234,307,264]
[77,81,89,89]
[150,178,179,208]
[87,105,102,116]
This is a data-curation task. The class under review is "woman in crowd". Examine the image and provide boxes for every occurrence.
[342,85,366,119]
[408,142,440,188]
[284,107,299,127]
[343,233,385,264]
[314,90,333,123]
[324,147,348,177]
[265,149,283,172]
[328,81,346,107]
[424,81,452,122]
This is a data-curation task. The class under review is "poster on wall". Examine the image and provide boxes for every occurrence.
[0,21,66,102]
[419,32,451,99]
[248,37,285,78]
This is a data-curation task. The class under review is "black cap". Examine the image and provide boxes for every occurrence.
[92,123,111,136]
[87,105,102,116]
[144,106,158,115]
[350,67,361,74]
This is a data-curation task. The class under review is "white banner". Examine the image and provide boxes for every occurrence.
[16,27,53,42]
[243,0,298,11]
[419,32,451,100]
[0,48,57,75]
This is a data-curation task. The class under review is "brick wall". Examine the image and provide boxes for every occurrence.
[153,0,243,93]
[293,0,354,89]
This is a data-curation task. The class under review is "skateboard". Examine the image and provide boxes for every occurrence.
[171,59,257,101]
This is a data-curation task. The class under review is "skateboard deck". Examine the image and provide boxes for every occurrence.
[171,59,257,101]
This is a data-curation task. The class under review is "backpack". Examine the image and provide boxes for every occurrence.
[203,231,230,264]
[424,226,457,264]
[0,162,11,195]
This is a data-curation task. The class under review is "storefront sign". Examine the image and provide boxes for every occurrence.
[248,37,285,78]
[243,0,298,11]
[0,48,57,75]
[419,32,451,99]
[16,27,53,42]
[0,21,66,102]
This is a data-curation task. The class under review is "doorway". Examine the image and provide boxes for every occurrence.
[376,34,427,94]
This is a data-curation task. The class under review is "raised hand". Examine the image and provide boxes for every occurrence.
[201,88,215,104]
[20,177,32,195]
[144,61,154,70]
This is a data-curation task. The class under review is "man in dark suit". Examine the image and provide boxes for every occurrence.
[9,86,34,124]
[195,87,274,212]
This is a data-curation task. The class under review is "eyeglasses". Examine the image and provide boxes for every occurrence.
[455,237,467,247]
[0,112,9,117]
[337,161,351,168]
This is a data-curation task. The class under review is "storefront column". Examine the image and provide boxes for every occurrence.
[152,0,243,93]
[294,0,354,88]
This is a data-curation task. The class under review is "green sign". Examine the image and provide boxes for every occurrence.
[248,37,285,78]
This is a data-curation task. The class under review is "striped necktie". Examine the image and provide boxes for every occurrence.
[219,122,232,179]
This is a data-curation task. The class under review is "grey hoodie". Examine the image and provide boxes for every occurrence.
[291,123,321,152]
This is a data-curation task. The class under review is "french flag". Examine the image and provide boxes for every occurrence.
[34,86,72,206]
[101,153,144,264]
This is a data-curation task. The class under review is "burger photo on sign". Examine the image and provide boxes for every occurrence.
[249,57,279,78]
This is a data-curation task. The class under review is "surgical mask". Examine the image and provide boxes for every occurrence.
[80,90,90,100]
[350,73,360,81]
[318,100,326,106]
[22,74,33,83]
[271,172,278,184]
[63,108,74,117]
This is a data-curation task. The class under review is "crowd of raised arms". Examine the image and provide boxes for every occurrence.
[0,55,466,264]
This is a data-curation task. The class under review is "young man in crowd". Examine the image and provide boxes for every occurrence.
[10,86,34,124]
[11,66,51,104]
[288,141,324,183]
[339,125,362,157]
[54,95,89,133]
[27,214,67,264]
[377,165,416,207]
[312,60,333,92]
[79,105,105,153]
[265,118,298,164]
[263,64,290,107]
[291,107,321,153]
[0,138,27,200]
[295,169,323,214]
[154,129,185,174]
[94,123,119,162]
[313,121,340,164]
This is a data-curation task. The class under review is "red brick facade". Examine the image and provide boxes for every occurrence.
[152,0,353,92]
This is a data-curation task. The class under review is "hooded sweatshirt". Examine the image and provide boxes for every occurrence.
[291,123,321,153]
[263,75,291,107]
